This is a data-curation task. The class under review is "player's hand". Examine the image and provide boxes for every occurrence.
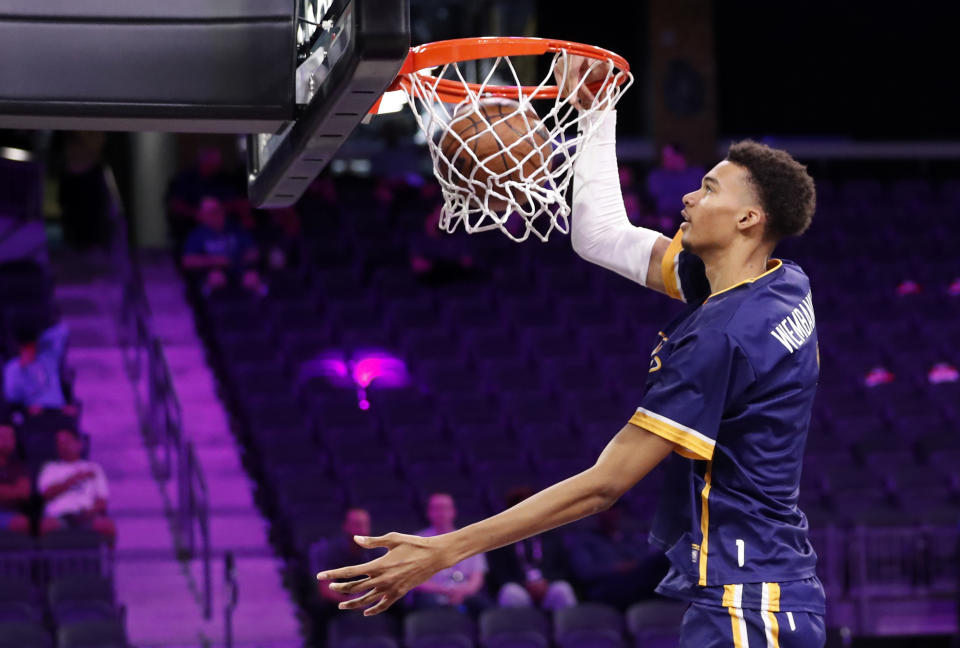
[317,532,449,616]
[553,53,613,111]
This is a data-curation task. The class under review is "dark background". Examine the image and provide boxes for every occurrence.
[538,1,958,139]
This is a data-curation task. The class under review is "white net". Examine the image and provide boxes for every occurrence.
[400,49,632,242]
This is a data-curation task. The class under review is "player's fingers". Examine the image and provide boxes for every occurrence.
[363,594,399,616]
[316,562,376,582]
[337,588,383,611]
[328,576,371,594]
[353,532,403,550]
[557,54,588,106]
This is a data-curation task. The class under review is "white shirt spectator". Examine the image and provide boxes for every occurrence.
[38,460,109,517]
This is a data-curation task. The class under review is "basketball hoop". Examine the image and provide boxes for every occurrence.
[377,37,632,243]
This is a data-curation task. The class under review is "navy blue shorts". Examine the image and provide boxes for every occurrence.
[680,602,825,648]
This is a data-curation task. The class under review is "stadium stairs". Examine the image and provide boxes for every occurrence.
[52,250,301,647]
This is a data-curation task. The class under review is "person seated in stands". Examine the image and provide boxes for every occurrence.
[311,508,384,610]
[165,145,246,248]
[181,196,265,296]
[409,204,477,285]
[0,420,31,535]
[563,502,669,610]
[38,427,115,546]
[4,321,76,416]
[409,493,492,615]
[487,487,577,610]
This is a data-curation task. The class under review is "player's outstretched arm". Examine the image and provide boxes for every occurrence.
[316,423,674,615]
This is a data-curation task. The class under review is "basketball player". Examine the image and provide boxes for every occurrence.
[317,55,824,647]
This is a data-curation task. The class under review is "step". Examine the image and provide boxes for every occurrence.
[92,447,152,477]
[107,477,167,515]
[195,446,245,476]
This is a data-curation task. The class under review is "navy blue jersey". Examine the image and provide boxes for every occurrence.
[629,228,825,614]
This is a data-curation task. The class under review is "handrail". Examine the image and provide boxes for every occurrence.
[224,551,238,648]
[104,166,213,620]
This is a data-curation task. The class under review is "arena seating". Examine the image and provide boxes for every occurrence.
[188,174,960,645]
[0,260,131,648]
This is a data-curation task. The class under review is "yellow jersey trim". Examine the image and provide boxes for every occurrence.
[765,582,781,612]
[660,229,685,302]
[629,409,715,461]
[698,462,713,586]
[703,258,783,303]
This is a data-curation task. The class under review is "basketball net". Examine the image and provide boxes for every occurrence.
[397,47,632,242]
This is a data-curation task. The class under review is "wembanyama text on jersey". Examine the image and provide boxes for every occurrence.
[629,228,826,616]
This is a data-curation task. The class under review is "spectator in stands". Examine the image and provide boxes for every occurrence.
[645,142,704,223]
[409,205,477,285]
[4,321,75,416]
[182,196,266,296]
[0,420,31,534]
[409,493,492,615]
[166,145,246,247]
[487,487,577,610]
[38,427,115,545]
[564,503,668,610]
[57,131,111,250]
[311,508,384,608]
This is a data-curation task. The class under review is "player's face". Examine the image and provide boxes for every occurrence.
[680,161,758,255]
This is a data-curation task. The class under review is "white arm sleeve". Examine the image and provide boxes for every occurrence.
[571,111,661,286]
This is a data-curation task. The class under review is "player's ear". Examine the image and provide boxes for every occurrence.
[737,207,765,233]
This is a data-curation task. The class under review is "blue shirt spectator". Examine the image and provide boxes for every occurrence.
[182,196,265,295]
[4,322,69,410]
[182,202,257,268]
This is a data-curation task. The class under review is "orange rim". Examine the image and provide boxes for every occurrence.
[386,36,630,103]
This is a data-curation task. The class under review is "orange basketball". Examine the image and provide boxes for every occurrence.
[438,98,552,210]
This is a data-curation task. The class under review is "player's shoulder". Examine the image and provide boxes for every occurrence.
[699,258,812,338]
[721,258,818,361]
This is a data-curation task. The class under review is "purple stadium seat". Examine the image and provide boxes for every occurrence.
[437,390,502,428]
[402,330,465,367]
[625,599,685,648]
[479,607,550,648]
[553,603,625,648]
[404,607,476,648]
[503,297,557,328]
[340,636,400,648]
[327,610,399,648]
[387,300,440,334]
[457,429,520,467]
[504,393,562,429]
[828,488,900,527]
[556,296,612,328]
[394,435,459,468]
[540,359,600,395]
[463,330,522,363]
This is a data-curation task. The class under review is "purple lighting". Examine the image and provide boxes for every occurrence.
[299,349,410,409]
[351,353,409,388]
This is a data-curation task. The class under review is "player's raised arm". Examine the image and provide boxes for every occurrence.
[560,56,676,298]
[316,423,674,615]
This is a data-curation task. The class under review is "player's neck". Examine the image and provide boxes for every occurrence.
[700,244,772,297]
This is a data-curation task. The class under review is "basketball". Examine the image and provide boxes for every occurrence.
[438,98,552,210]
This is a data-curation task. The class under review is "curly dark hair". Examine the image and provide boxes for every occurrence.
[725,140,816,243]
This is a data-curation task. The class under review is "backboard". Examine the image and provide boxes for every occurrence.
[0,0,410,206]
[246,0,411,208]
